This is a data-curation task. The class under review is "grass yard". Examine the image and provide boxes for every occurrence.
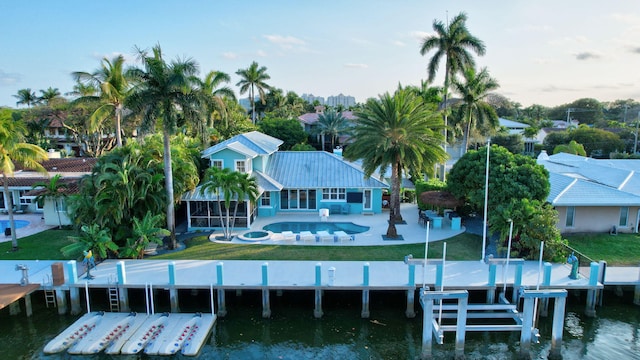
[0,229,77,261]
[152,233,483,261]
[564,233,640,266]
[3,228,639,267]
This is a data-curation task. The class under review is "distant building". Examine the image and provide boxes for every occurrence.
[326,94,356,108]
[238,96,261,111]
[301,94,325,105]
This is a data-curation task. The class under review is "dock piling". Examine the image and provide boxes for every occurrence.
[216,262,226,317]
[314,263,323,318]
[362,263,370,318]
[116,261,130,312]
[262,263,271,318]
[168,261,179,313]
[487,263,496,304]
[540,262,552,316]
[634,263,640,306]
[585,262,599,317]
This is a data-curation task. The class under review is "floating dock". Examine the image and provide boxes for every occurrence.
[44,312,215,356]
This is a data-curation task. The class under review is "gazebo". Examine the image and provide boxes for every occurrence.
[418,191,462,213]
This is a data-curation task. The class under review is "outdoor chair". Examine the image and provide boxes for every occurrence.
[281,231,296,242]
[297,231,315,242]
[316,230,333,243]
[333,231,354,243]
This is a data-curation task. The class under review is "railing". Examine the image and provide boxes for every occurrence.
[561,243,597,278]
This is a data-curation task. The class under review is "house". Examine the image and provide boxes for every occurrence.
[1,158,96,226]
[297,107,358,148]
[537,151,640,234]
[181,131,389,231]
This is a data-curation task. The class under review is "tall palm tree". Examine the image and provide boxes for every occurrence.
[420,12,486,178]
[0,109,48,250]
[343,89,447,238]
[236,61,271,124]
[199,167,259,241]
[72,55,130,147]
[315,109,351,151]
[450,67,500,154]
[13,88,39,108]
[39,87,61,105]
[196,70,236,144]
[126,44,200,249]
[33,174,68,229]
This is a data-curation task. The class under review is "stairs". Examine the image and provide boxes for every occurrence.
[108,275,120,312]
[42,275,56,308]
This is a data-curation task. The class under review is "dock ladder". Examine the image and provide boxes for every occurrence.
[42,275,56,308]
[108,274,120,312]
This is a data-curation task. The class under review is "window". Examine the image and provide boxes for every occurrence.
[235,160,246,173]
[212,160,223,170]
[322,188,346,201]
[261,192,271,206]
[565,206,575,227]
[18,190,32,204]
[56,198,67,212]
[619,207,629,227]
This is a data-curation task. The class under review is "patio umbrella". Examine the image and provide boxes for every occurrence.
[419,191,462,209]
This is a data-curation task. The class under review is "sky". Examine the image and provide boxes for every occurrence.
[1,1,640,109]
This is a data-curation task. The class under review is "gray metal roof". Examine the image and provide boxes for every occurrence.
[201,131,283,158]
[541,153,640,206]
[265,151,388,189]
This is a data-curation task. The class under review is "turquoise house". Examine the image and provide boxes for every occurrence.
[181,131,389,231]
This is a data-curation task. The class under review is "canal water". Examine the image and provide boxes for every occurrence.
[2,289,638,359]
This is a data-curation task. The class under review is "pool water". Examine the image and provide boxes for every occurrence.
[242,231,269,239]
[263,222,369,234]
[0,220,29,231]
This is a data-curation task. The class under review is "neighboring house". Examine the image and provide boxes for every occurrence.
[297,107,358,147]
[1,158,96,226]
[537,151,640,234]
[181,131,389,231]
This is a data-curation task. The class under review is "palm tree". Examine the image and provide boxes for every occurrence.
[126,44,200,249]
[199,167,259,240]
[39,87,61,105]
[33,174,68,229]
[450,67,500,154]
[122,212,170,259]
[420,12,486,178]
[236,61,271,124]
[343,89,447,238]
[196,70,236,144]
[315,109,351,151]
[0,109,48,250]
[61,224,118,261]
[72,55,130,147]
[13,88,39,108]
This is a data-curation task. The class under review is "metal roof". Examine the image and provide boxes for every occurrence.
[541,153,640,206]
[201,131,283,158]
[265,151,388,189]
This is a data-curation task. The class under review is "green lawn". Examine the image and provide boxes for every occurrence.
[564,233,640,266]
[152,232,482,261]
[0,229,77,261]
[3,229,639,266]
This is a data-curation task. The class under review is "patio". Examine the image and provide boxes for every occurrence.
[0,213,56,243]
[208,203,466,246]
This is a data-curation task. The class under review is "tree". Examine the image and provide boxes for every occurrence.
[553,140,587,156]
[236,61,271,124]
[33,174,68,229]
[0,109,49,250]
[199,167,259,241]
[344,89,447,237]
[13,88,39,108]
[420,12,486,177]
[490,134,524,154]
[196,70,236,145]
[315,109,351,151]
[72,55,131,147]
[61,224,118,261]
[39,87,62,106]
[450,67,500,154]
[258,118,307,150]
[121,212,170,259]
[569,127,624,157]
[127,44,200,249]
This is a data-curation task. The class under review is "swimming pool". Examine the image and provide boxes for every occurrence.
[263,222,369,235]
[0,220,29,231]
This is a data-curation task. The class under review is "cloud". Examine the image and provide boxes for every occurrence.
[222,52,238,60]
[548,36,589,46]
[630,47,640,54]
[533,58,553,65]
[256,50,267,57]
[541,85,580,93]
[344,63,368,69]
[410,31,430,41]
[349,37,374,46]
[0,69,21,86]
[263,35,306,49]
[575,51,601,60]
[393,40,406,47]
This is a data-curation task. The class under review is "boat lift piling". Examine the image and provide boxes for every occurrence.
[314,263,323,318]
[261,262,271,318]
[216,262,227,317]
[168,261,179,312]
[362,262,370,318]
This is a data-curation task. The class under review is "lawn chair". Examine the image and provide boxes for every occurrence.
[316,230,333,243]
[281,231,296,242]
[297,231,316,243]
[333,231,354,243]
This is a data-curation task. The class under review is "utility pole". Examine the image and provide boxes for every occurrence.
[635,111,640,154]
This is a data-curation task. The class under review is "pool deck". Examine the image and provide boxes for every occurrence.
[209,203,466,246]
[0,213,56,243]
